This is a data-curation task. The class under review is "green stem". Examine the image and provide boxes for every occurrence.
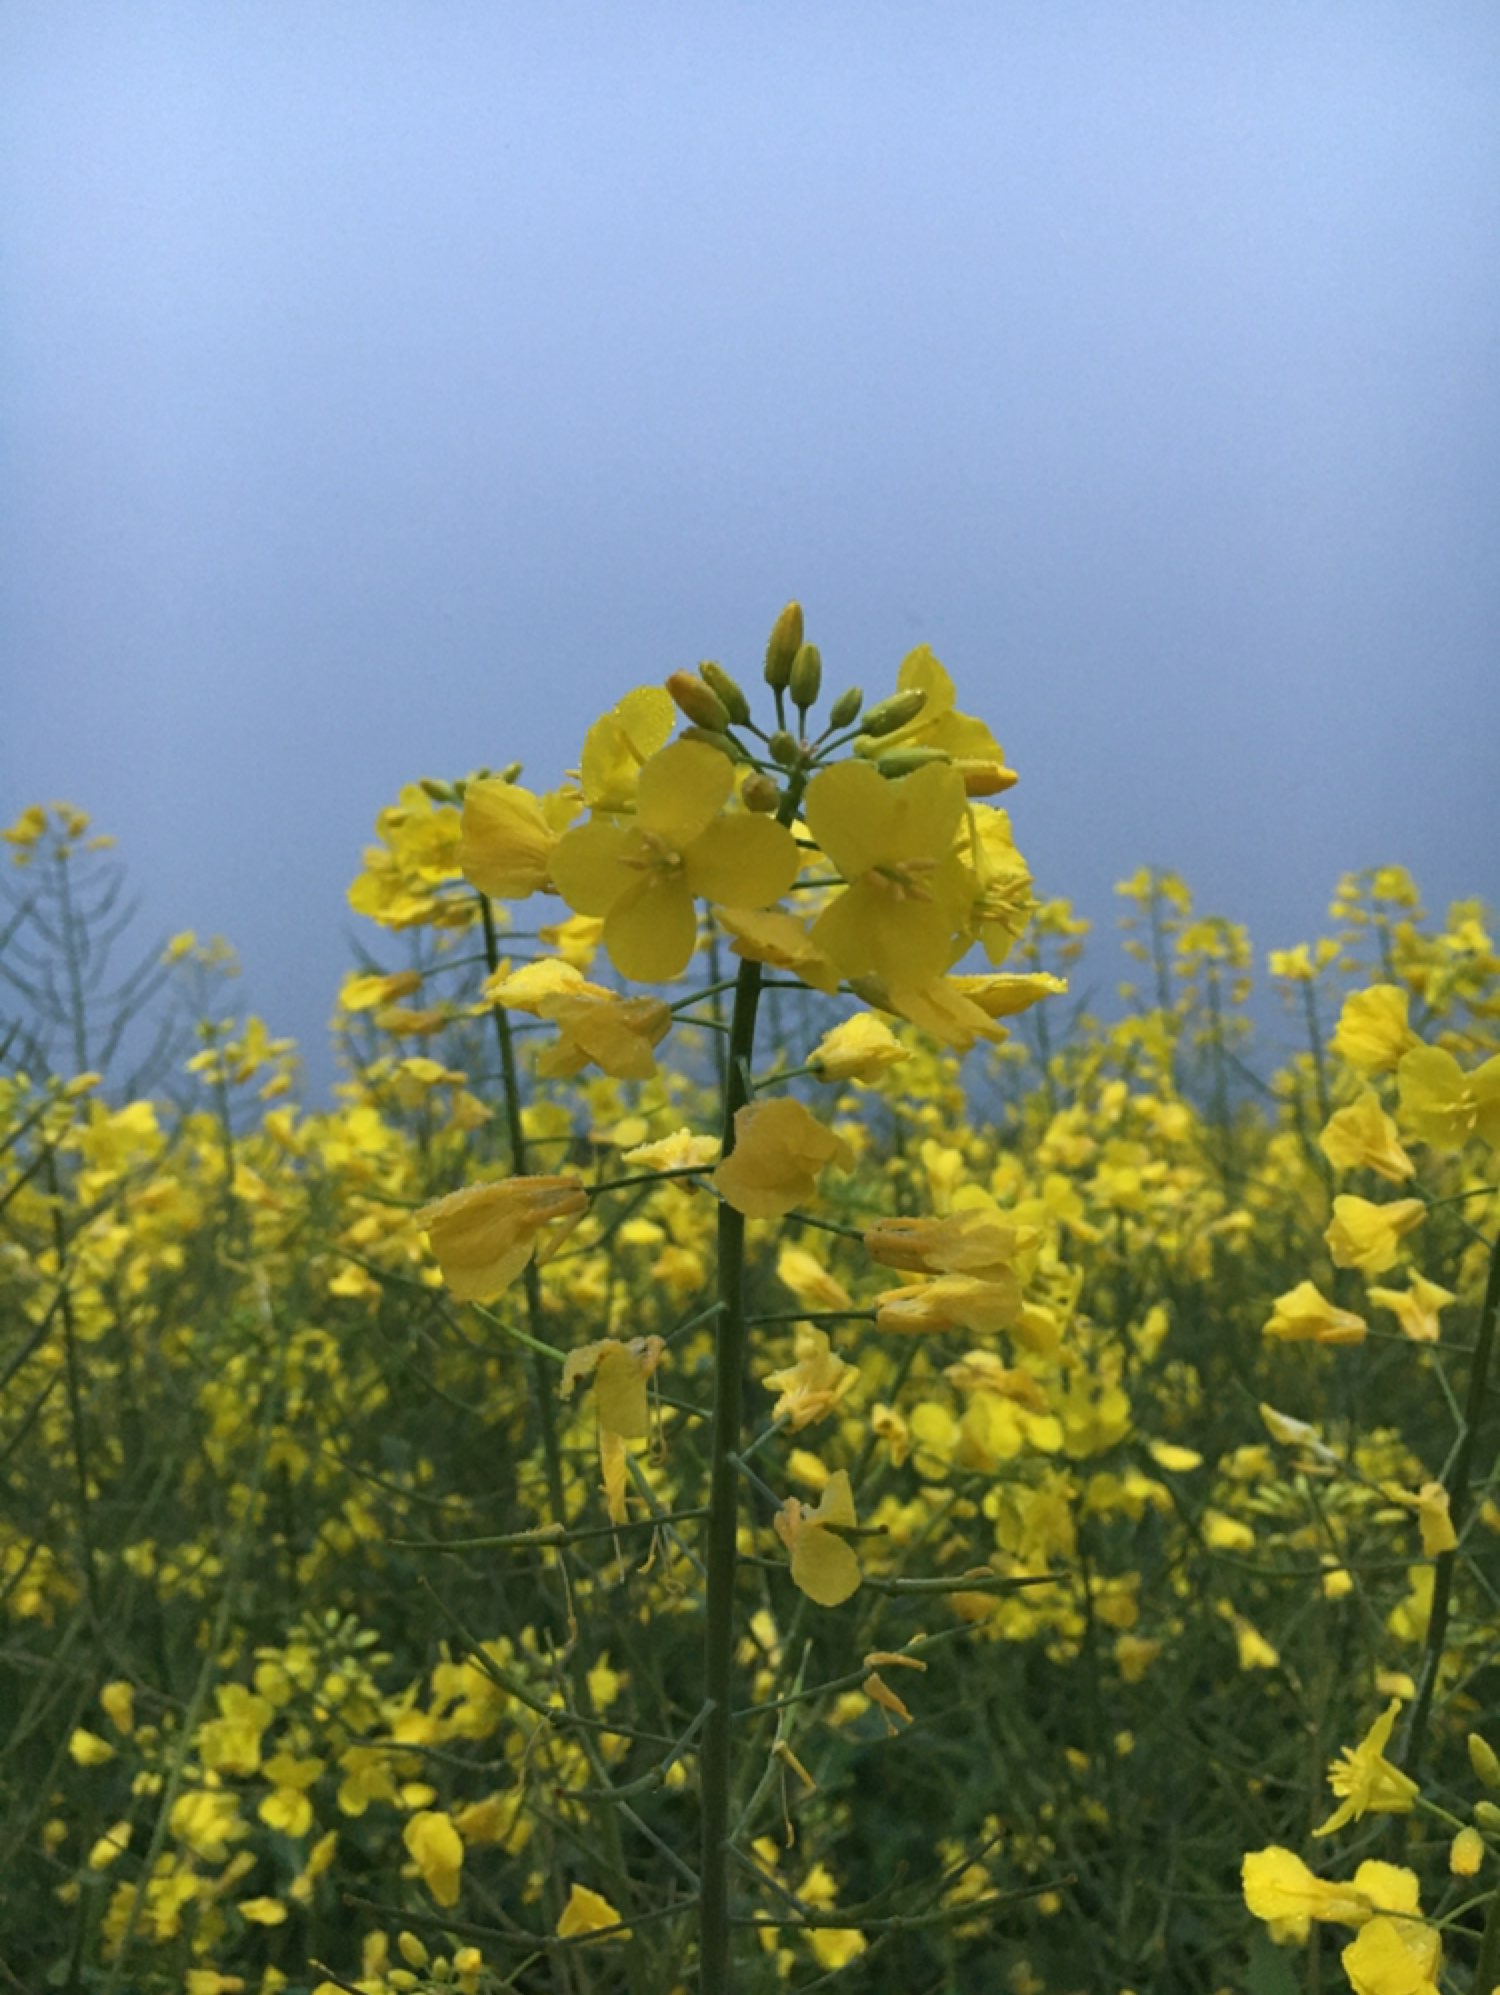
[478,896,567,1524]
[1399,1226,1500,1783]
[699,951,763,1994]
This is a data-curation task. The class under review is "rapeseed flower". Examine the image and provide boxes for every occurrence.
[1263,1281,1367,1346]
[551,739,800,981]
[803,758,972,984]
[712,1099,853,1219]
[774,1470,862,1606]
[416,1175,588,1301]
[1396,1044,1500,1151]
[1325,1196,1425,1275]
[1314,1700,1420,1836]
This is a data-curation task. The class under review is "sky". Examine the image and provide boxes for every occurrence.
[5,3,1499,1098]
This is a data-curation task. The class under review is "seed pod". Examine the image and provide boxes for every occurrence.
[764,601,804,691]
[666,670,731,733]
[827,686,863,729]
[875,746,952,779]
[741,772,782,813]
[699,660,751,726]
[788,642,822,712]
[859,687,928,738]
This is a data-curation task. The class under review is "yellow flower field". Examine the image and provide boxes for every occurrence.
[2,610,1497,1994]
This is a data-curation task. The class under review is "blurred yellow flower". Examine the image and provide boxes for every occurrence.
[807,1011,909,1083]
[403,1809,464,1906]
[556,1881,629,1941]
[1396,1044,1500,1151]
[1325,1196,1425,1274]
[1318,1090,1415,1182]
[416,1175,588,1302]
[1263,1281,1367,1346]
[713,1098,853,1219]
[1331,986,1420,1074]
[774,1470,862,1606]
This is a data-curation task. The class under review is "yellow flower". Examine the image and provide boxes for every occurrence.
[237,1896,288,1925]
[712,1098,853,1219]
[1262,1280,1367,1346]
[776,1245,854,1313]
[1386,1481,1457,1556]
[774,1470,862,1606]
[1365,1272,1455,1344]
[556,1882,630,1941]
[459,778,571,900]
[1314,1700,1420,1836]
[560,1335,664,1522]
[1341,1913,1440,1995]
[1396,1044,1500,1151]
[1318,1090,1415,1182]
[1325,1196,1425,1274]
[1242,1845,1377,1938]
[803,758,973,985]
[550,739,801,982]
[621,1126,721,1175]
[416,1175,588,1302]
[1332,986,1421,1074]
[578,686,675,811]
[807,1012,909,1083]
[864,1209,1037,1284]
[875,1273,1021,1337]
[861,645,1017,797]
[762,1327,859,1431]
[403,1809,464,1907]
[856,972,1012,1052]
[68,1727,116,1767]
[98,1680,135,1736]
[714,906,842,994]
[492,959,671,1079]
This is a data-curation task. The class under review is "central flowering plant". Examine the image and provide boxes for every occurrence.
[406,606,1061,1989]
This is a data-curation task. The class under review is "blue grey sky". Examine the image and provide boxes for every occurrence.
[6,3,1498,1095]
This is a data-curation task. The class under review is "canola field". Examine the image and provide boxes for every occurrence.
[3,608,1497,1995]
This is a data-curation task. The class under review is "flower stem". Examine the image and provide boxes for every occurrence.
[699,951,764,1994]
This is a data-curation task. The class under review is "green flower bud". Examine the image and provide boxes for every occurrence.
[788,642,822,712]
[768,729,801,768]
[741,772,782,813]
[1475,1800,1500,1832]
[1470,1734,1500,1790]
[699,660,751,726]
[827,686,863,729]
[419,777,458,803]
[764,601,804,690]
[666,670,731,733]
[875,746,952,779]
[858,687,928,739]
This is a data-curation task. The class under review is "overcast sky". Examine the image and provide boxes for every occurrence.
[5,3,1498,1097]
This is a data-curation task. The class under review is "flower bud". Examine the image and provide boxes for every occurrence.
[741,772,782,813]
[827,686,863,729]
[666,670,731,733]
[768,730,801,768]
[875,746,952,779]
[419,778,458,803]
[788,642,822,712]
[764,601,804,690]
[1470,1733,1500,1790]
[1476,1801,1500,1832]
[699,660,751,726]
[858,687,928,739]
